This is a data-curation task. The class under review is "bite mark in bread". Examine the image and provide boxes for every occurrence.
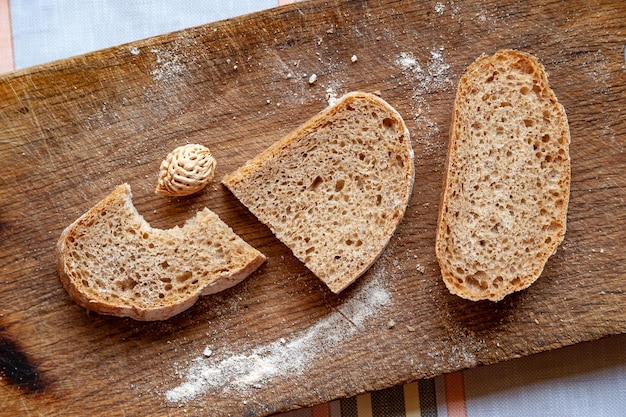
[56,184,265,320]
[435,50,571,302]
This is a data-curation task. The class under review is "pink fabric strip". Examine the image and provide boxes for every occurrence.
[312,402,331,417]
[0,0,14,72]
[444,372,468,417]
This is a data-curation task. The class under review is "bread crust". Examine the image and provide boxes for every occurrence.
[436,50,571,301]
[56,184,265,320]
[223,92,414,293]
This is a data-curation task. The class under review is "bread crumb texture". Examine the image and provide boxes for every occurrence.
[223,92,414,293]
[56,184,265,320]
[436,50,571,302]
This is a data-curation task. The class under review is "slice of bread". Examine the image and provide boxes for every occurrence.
[56,183,266,320]
[223,92,414,293]
[435,50,571,302]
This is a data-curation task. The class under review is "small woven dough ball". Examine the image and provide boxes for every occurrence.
[156,144,216,197]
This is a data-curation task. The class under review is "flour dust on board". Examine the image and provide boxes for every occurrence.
[164,269,392,403]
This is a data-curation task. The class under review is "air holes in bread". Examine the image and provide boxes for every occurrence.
[222,92,414,293]
[435,50,570,302]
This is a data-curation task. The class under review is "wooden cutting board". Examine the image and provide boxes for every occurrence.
[1,0,624,415]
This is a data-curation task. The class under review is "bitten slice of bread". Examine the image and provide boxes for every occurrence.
[436,50,571,302]
[223,92,414,293]
[56,183,265,320]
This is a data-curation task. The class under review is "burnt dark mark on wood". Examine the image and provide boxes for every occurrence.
[0,326,47,393]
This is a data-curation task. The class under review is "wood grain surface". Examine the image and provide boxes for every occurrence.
[1,0,625,415]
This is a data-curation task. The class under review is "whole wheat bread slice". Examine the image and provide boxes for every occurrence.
[436,50,571,302]
[56,183,266,320]
[223,92,414,293]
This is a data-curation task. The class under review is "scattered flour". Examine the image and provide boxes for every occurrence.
[582,49,610,92]
[395,48,452,153]
[397,52,418,70]
[396,49,451,92]
[165,272,391,403]
[325,86,339,106]
[150,48,187,82]
[434,2,446,15]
